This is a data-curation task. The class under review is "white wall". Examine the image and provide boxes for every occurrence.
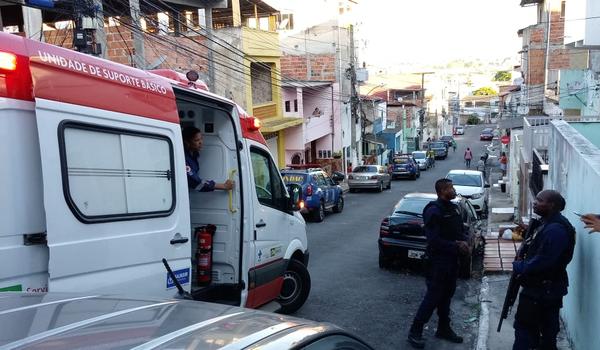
[565,0,600,46]
[548,120,600,350]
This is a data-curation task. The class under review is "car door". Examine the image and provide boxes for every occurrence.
[323,172,338,205]
[315,172,330,205]
[248,146,294,308]
[34,99,190,297]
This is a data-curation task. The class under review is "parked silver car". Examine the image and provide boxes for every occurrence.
[411,151,429,170]
[348,165,391,192]
[0,293,374,349]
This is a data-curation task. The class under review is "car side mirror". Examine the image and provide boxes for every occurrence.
[287,183,303,211]
[484,183,490,188]
[331,172,345,183]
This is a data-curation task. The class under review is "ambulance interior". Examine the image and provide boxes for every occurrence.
[177,96,243,304]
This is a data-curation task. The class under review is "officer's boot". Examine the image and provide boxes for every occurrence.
[435,321,463,344]
[407,321,426,349]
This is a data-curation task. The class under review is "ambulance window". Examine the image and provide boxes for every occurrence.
[250,147,287,211]
[60,123,175,223]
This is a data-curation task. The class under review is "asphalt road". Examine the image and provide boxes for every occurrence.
[294,125,492,350]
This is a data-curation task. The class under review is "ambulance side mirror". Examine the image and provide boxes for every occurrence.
[287,184,303,211]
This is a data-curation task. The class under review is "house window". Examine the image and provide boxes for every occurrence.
[251,62,273,105]
[294,99,298,112]
[277,13,294,30]
[285,101,291,112]
[60,123,175,222]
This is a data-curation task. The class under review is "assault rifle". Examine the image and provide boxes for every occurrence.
[497,271,520,332]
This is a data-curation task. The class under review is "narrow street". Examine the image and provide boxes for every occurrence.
[295,125,491,349]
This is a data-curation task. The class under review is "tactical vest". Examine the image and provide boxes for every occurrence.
[521,214,576,288]
[424,200,464,257]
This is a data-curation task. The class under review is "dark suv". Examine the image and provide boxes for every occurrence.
[281,169,344,222]
[378,193,481,278]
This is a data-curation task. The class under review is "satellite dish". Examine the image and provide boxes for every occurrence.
[517,106,529,115]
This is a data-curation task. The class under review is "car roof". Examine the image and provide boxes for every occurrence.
[397,192,466,205]
[440,135,453,139]
[412,151,426,154]
[0,293,354,349]
[447,169,483,176]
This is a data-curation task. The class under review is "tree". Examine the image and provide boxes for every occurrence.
[472,86,497,96]
[494,71,512,81]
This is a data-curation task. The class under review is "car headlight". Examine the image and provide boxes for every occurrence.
[471,193,483,199]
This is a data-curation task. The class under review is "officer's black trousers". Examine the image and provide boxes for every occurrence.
[513,293,562,350]
[413,264,458,329]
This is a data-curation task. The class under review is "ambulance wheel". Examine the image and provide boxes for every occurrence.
[278,259,311,314]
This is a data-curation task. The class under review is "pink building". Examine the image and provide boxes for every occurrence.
[282,81,341,165]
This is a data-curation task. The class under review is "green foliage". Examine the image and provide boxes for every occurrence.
[494,71,512,81]
[472,86,497,96]
[467,116,480,125]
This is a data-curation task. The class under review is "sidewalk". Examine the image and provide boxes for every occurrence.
[475,170,572,350]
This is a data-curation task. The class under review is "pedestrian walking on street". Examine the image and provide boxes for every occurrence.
[500,152,508,177]
[451,139,457,153]
[464,148,473,168]
[476,156,486,179]
[511,190,576,350]
[407,179,470,349]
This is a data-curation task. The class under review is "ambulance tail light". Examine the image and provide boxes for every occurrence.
[0,52,17,71]
[0,49,33,101]
[249,117,261,131]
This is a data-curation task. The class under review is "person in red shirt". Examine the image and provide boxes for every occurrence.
[500,152,508,176]
[464,148,473,168]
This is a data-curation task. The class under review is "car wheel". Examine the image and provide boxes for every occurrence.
[459,255,473,279]
[333,196,344,213]
[311,201,325,222]
[278,259,311,314]
[349,188,357,193]
[377,181,383,192]
[411,173,417,180]
[379,252,392,269]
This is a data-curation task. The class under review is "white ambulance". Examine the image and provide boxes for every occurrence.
[0,32,310,314]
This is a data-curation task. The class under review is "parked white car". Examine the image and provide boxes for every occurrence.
[445,169,490,215]
[454,126,465,135]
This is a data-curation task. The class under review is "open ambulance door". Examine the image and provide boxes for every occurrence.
[33,98,191,297]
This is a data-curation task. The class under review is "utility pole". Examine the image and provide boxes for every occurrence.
[129,0,145,68]
[205,6,216,93]
[414,72,434,145]
[348,24,359,167]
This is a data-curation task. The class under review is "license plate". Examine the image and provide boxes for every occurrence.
[407,250,425,259]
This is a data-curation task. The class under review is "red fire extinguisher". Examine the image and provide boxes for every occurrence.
[195,224,216,286]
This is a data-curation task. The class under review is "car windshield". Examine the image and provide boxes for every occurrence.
[447,173,482,187]
[394,198,431,215]
[430,142,445,148]
[353,166,377,173]
[393,158,409,164]
[281,173,307,184]
[412,152,425,159]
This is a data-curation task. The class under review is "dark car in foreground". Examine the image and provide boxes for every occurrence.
[428,141,448,159]
[480,127,494,141]
[281,168,344,222]
[390,155,420,180]
[0,293,374,350]
[378,193,482,278]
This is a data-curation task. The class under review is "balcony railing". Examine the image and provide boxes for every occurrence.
[523,116,552,163]
[530,148,548,196]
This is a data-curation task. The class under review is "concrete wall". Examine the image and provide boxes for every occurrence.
[284,125,304,165]
[547,120,600,350]
[303,86,333,143]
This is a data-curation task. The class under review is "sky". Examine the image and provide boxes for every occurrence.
[358,0,538,66]
[271,0,538,67]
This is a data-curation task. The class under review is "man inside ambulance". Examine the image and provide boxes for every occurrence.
[183,126,234,191]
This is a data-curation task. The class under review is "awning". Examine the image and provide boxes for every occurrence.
[260,117,303,133]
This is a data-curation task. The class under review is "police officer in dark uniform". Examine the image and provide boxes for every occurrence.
[407,178,470,348]
[512,190,575,350]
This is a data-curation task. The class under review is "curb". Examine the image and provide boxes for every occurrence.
[476,276,490,350]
